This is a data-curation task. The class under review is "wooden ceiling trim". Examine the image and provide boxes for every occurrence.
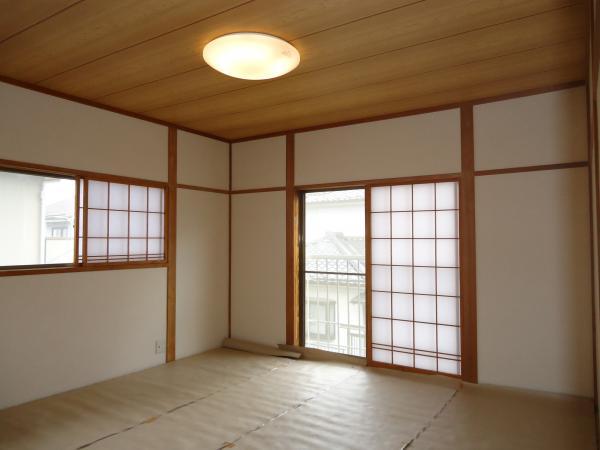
[95,0,581,112]
[189,40,583,138]
[0,0,82,44]
[32,0,576,100]
[230,77,585,143]
[145,6,583,124]
[0,0,250,83]
[33,0,416,97]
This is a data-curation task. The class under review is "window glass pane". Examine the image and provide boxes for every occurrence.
[392,293,412,321]
[130,185,147,211]
[304,189,365,357]
[391,212,411,238]
[371,213,390,238]
[109,183,128,210]
[87,209,107,237]
[436,182,459,210]
[371,186,389,212]
[88,180,108,209]
[372,291,391,318]
[414,239,435,266]
[372,348,392,364]
[371,239,390,265]
[148,213,163,238]
[413,183,435,210]
[130,212,147,238]
[393,320,413,348]
[414,295,436,323]
[372,318,391,345]
[148,187,164,213]
[392,266,412,293]
[109,210,128,238]
[391,239,412,265]
[391,185,412,211]
[0,171,75,266]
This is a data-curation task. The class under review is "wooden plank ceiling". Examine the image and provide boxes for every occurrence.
[0,0,586,140]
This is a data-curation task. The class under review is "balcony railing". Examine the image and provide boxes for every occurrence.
[304,255,366,357]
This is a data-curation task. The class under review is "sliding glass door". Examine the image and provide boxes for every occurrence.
[301,189,366,357]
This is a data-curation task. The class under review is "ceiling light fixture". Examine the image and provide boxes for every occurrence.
[203,32,300,80]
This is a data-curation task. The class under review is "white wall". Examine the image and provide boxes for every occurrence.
[176,189,228,358]
[177,130,229,190]
[176,130,230,358]
[0,82,167,181]
[232,136,286,190]
[473,86,593,397]
[0,84,171,408]
[295,109,461,185]
[0,269,167,409]
[474,87,587,170]
[476,168,593,397]
[231,191,286,346]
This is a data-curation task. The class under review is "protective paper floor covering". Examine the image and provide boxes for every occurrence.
[0,348,594,450]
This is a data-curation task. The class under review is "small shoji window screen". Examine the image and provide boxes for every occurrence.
[78,180,165,263]
[370,182,461,375]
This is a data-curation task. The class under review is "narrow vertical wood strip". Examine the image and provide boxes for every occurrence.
[459,104,478,383]
[365,186,373,362]
[166,127,177,363]
[228,143,232,339]
[586,0,600,424]
[74,176,80,264]
[286,133,299,345]
[82,179,88,265]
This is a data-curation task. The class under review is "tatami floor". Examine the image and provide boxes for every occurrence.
[0,348,595,450]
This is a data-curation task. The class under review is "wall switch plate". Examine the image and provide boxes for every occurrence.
[155,339,166,354]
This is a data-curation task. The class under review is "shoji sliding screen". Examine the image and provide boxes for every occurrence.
[79,180,166,263]
[369,181,461,375]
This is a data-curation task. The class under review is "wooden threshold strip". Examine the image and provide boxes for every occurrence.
[0,261,168,277]
[295,173,461,191]
[474,161,589,176]
[0,157,166,188]
[230,186,286,194]
[177,183,229,194]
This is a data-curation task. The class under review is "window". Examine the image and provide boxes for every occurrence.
[79,180,166,264]
[369,182,461,375]
[301,189,366,357]
[0,164,167,271]
[0,169,76,267]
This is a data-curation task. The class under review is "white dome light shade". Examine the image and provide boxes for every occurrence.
[203,32,300,80]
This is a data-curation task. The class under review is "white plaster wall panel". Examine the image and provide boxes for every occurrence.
[474,87,587,170]
[177,130,229,190]
[0,82,167,181]
[0,268,167,408]
[476,168,593,397]
[231,191,286,346]
[232,136,286,190]
[176,189,229,359]
[295,109,461,185]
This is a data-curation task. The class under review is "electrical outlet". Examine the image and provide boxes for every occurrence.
[155,339,166,354]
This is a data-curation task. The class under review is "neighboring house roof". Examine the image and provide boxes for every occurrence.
[45,199,73,221]
[306,231,365,274]
[305,190,364,204]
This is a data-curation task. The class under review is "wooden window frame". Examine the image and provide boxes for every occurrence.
[0,158,168,277]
